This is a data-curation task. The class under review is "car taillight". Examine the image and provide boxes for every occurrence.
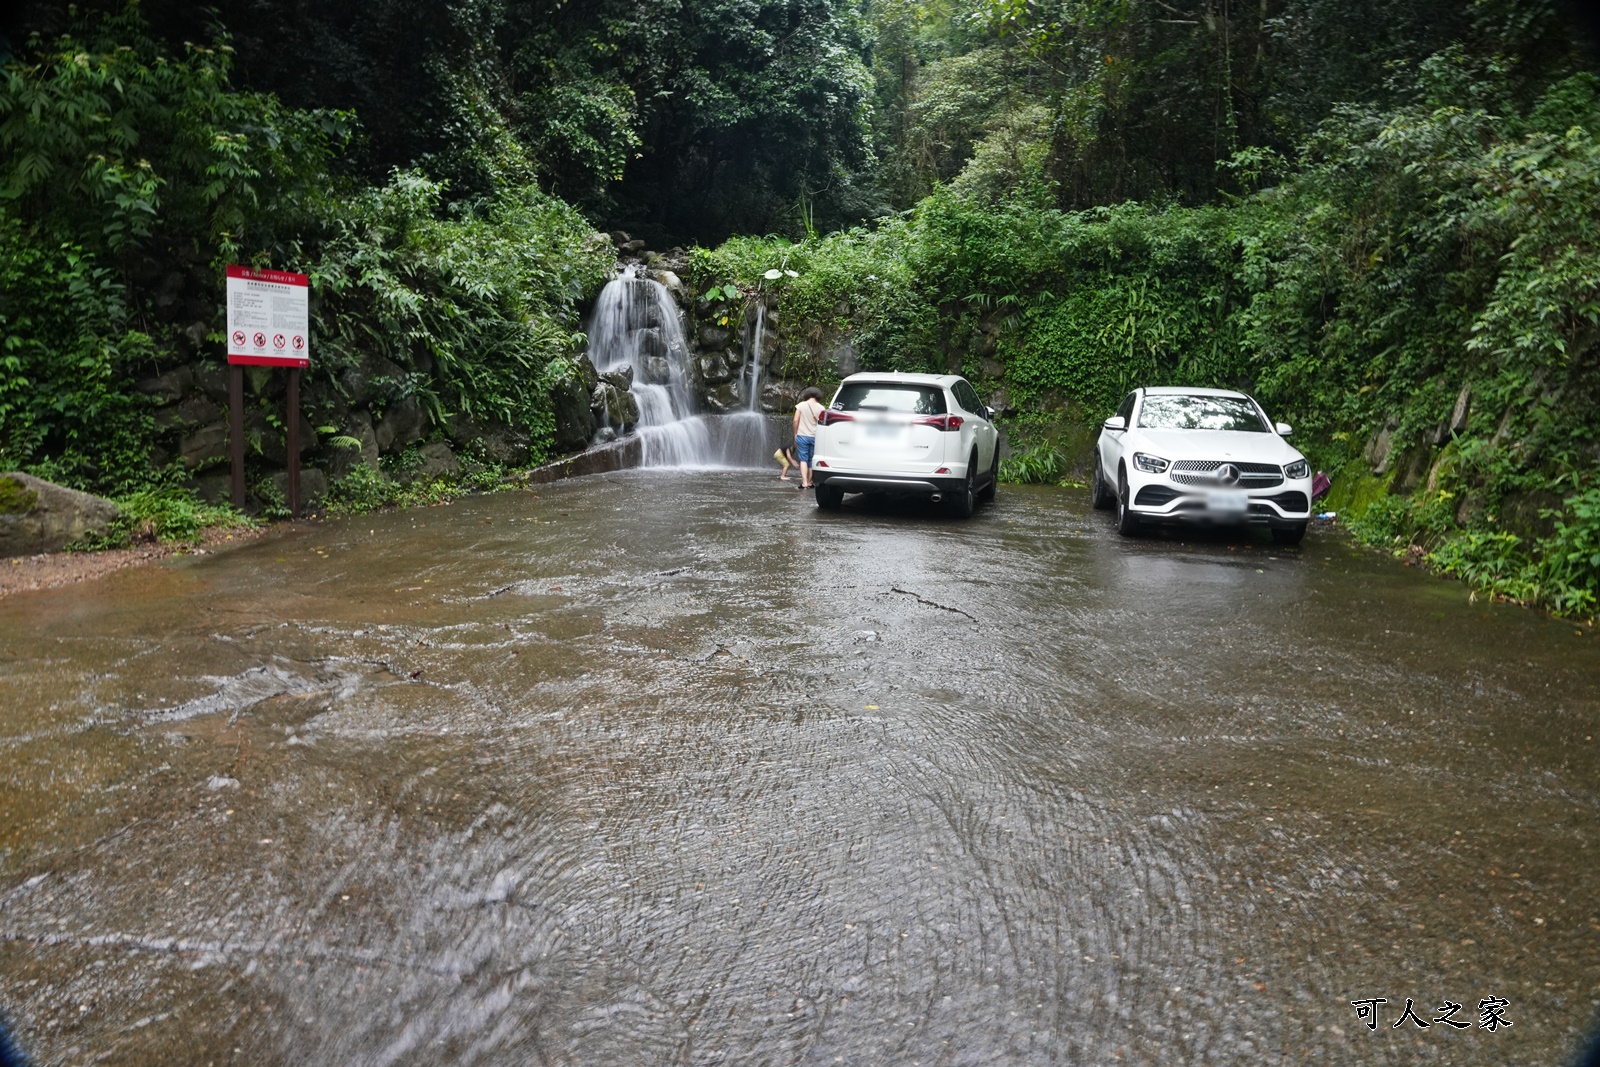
[816,460,828,467]
[818,410,855,426]
[913,414,964,431]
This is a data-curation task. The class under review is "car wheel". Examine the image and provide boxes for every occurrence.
[977,446,999,504]
[816,483,843,510]
[1090,454,1114,510]
[1271,523,1307,545]
[946,453,977,519]
[1115,469,1140,537]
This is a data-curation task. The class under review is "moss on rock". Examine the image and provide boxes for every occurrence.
[0,475,39,516]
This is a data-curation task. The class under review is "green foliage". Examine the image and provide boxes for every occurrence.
[117,487,254,544]
[0,8,604,502]
[324,460,517,516]
[0,210,157,491]
[304,171,609,444]
[70,486,255,549]
[998,444,1072,485]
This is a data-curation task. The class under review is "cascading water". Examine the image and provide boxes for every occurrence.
[744,303,766,412]
[585,267,772,468]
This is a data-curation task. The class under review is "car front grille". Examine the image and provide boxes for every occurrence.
[1170,459,1284,489]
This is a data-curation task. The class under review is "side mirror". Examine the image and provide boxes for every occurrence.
[1103,416,1126,431]
[985,406,997,421]
[1275,422,1293,437]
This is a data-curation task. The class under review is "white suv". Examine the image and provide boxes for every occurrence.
[1092,386,1314,544]
[812,372,1000,518]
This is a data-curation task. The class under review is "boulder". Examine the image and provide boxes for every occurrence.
[1449,385,1472,435]
[478,428,531,467]
[622,239,647,255]
[826,339,860,377]
[136,366,196,405]
[196,364,232,404]
[699,353,733,384]
[574,354,600,394]
[600,364,635,392]
[342,354,406,409]
[760,381,799,413]
[267,467,330,507]
[407,442,461,482]
[591,382,633,427]
[0,473,121,557]
[552,377,597,452]
[189,472,233,505]
[179,422,232,470]
[608,230,632,248]
[374,397,426,453]
[155,395,224,434]
[703,382,741,414]
[327,411,381,479]
[698,325,732,348]
[639,356,672,385]
[591,426,618,446]
[654,270,684,296]
[246,409,318,465]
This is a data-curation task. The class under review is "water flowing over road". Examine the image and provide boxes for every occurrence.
[1,473,1596,1065]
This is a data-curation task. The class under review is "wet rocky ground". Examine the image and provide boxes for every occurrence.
[0,471,1596,1065]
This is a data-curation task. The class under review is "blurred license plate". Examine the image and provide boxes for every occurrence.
[866,422,902,437]
[1205,490,1249,514]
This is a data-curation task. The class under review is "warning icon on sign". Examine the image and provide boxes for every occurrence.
[253,332,267,348]
[291,335,305,351]
[272,333,287,350]
[232,330,246,347]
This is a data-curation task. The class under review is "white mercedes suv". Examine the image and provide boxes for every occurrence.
[1092,387,1314,544]
[811,372,1000,518]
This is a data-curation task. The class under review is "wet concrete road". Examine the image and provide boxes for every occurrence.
[1,471,1597,1065]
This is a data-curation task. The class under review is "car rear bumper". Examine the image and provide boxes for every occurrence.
[814,471,969,497]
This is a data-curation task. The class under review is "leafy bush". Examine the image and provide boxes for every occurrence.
[70,487,254,550]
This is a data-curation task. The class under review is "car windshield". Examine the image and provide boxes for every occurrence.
[1138,394,1268,432]
[832,383,946,415]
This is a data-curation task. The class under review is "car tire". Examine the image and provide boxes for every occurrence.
[1115,469,1140,537]
[1091,454,1114,510]
[977,446,999,504]
[946,453,977,519]
[816,483,843,510]
[1271,523,1307,545]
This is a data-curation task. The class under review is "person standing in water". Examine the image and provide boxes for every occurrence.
[792,387,826,491]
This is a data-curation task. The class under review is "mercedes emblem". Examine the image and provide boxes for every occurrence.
[1216,463,1240,485]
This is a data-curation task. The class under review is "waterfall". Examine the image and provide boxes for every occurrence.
[584,267,774,468]
[744,303,766,411]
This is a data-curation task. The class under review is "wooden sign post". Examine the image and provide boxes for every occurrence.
[224,266,311,515]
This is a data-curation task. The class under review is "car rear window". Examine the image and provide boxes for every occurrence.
[832,382,947,415]
[1138,394,1268,432]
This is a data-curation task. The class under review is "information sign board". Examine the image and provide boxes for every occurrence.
[225,266,310,367]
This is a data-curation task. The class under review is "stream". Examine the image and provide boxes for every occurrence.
[0,473,1596,1065]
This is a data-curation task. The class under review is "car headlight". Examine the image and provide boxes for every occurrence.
[1133,452,1169,474]
[1283,459,1309,480]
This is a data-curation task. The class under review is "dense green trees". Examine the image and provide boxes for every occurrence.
[2,0,877,242]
